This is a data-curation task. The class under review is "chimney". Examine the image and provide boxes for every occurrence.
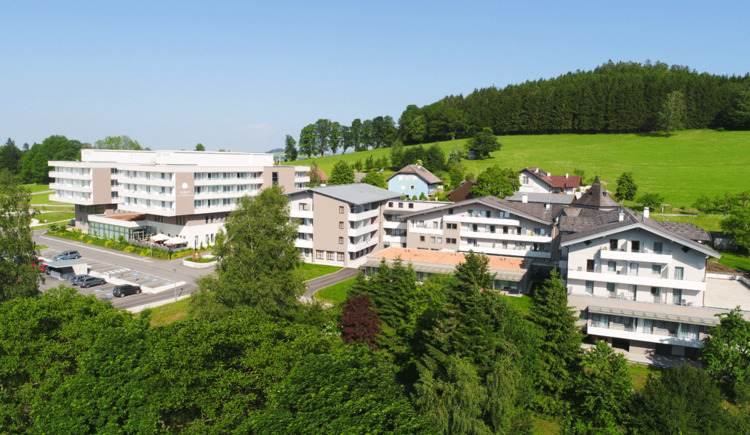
[522,193,528,203]
[618,210,624,222]
[535,168,539,174]
[545,203,550,211]
[565,172,569,178]
[644,207,649,219]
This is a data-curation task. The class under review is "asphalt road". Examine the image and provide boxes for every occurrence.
[34,230,214,310]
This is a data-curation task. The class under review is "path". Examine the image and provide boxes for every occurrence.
[302,267,359,301]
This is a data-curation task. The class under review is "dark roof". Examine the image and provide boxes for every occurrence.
[573,183,620,210]
[559,206,719,257]
[506,192,576,205]
[387,165,442,184]
[290,183,400,205]
[402,195,558,224]
[448,180,476,202]
[521,167,582,189]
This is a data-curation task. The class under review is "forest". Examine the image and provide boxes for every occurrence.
[2,181,749,434]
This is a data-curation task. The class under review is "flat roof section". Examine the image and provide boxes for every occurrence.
[367,247,528,282]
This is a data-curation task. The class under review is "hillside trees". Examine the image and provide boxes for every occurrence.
[284,134,297,161]
[615,171,638,202]
[659,90,686,137]
[92,135,143,150]
[720,206,750,252]
[20,135,83,184]
[298,124,316,159]
[0,170,40,302]
[194,185,303,317]
[465,127,501,159]
[0,139,22,173]
[701,308,750,399]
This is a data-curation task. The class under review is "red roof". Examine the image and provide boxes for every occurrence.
[521,167,581,189]
[310,167,328,181]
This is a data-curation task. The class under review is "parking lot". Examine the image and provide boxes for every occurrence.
[35,231,206,310]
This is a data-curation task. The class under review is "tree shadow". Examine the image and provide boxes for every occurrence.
[635,131,669,138]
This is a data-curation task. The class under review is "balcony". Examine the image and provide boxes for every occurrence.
[50,193,94,205]
[290,209,314,219]
[298,224,313,234]
[383,220,406,230]
[459,230,551,243]
[349,208,379,221]
[410,226,443,235]
[48,170,91,181]
[586,325,702,348]
[599,247,672,264]
[383,234,406,245]
[49,182,91,193]
[295,239,313,249]
[348,236,379,253]
[567,268,706,291]
[458,244,552,259]
[443,215,520,227]
[348,223,378,238]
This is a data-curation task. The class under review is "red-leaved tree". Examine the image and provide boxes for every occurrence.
[339,294,381,349]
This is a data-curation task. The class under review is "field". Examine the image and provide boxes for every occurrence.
[288,129,750,208]
[314,277,356,305]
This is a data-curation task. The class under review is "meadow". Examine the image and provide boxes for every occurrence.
[289,129,750,209]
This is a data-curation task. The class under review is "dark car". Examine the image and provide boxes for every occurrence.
[70,274,90,286]
[79,276,106,288]
[113,284,141,298]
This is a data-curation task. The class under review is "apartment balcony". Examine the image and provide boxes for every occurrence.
[348,236,379,253]
[50,193,94,206]
[49,183,91,193]
[298,224,313,234]
[599,247,672,264]
[295,239,313,249]
[459,230,552,243]
[458,244,552,259]
[349,208,379,221]
[193,204,236,214]
[120,191,176,202]
[48,170,92,181]
[443,215,520,227]
[193,191,245,201]
[567,269,706,291]
[119,203,177,217]
[586,325,702,348]
[383,220,406,230]
[410,226,443,235]
[194,178,264,187]
[290,209,314,219]
[383,234,406,245]
[348,223,378,238]
[117,176,174,187]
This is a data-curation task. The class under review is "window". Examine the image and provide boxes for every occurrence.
[673,289,683,305]
[339,221,344,229]
[651,287,662,303]
[420,236,425,242]
[653,242,663,253]
[447,238,456,244]
[631,240,640,252]
[326,251,335,261]
[522,175,529,184]
[447,223,457,230]
[272,172,279,186]
[337,252,344,261]
[607,282,616,294]
[339,206,344,214]
[316,250,324,260]
[408,203,414,209]
[437,237,442,244]
[410,185,414,190]
[652,264,662,275]
[398,203,403,208]
[587,259,595,272]
[608,261,616,272]
[299,203,308,211]
[448,208,454,215]
[629,263,639,276]
[433,221,439,229]
[585,281,594,295]
[338,237,344,244]
[674,267,684,280]
[610,239,618,250]
[503,226,509,234]
[388,202,393,207]
[430,236,435,243]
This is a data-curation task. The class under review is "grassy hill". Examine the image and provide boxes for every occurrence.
[287,129,750,208]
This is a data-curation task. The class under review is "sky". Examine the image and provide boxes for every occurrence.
[1,1,748,153]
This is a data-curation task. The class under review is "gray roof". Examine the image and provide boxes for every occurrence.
[387,165,442,184]
[402,195,558,224]
[292,183,401,205]
[573,183,620,210]
[506,192,576,205]
[559,206,719,258]
[43,259,86,268]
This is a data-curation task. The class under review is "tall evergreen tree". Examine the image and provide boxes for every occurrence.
[284,134,298,161]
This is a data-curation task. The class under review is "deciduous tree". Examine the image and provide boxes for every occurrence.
[720,206,750,252]
[470,165,520,198]
[329,161,354,185]
[360,171,386,188]
[284,134,297,161]
[298,124,316,159]
[93,135,143,150]
[701,307,750,396]
[194,143,205,151]
[465,127,501,159]
[658,90,686,137]
[614,171,638,202]
[339,294,380,349]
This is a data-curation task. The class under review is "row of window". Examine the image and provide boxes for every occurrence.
[588,259,684,280]
[584,281,686,305]
[608,238,670,255]
[194,172,261,180]
[194,198,237,208]
[194,185,255,194]
[122,198,174,210]
[589,313,701,341]
[119,171,174,181]
[315,250,345,262]
[388,202,416,209]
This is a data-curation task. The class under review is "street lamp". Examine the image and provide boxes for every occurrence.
[173,268,177,302]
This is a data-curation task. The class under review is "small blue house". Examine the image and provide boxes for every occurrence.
[387,165,442,199]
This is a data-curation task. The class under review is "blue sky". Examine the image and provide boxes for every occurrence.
[1,1,747,152]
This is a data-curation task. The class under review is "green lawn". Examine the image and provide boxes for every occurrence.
[148,297,192,326]
[297,263,343,281]
[34,211,75,223]
[23,184,53,193]
[314,277,356,305]
[503,294,534,316]
[716,252,750,274]
[288,129,750,209]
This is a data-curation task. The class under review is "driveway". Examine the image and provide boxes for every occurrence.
[302,267,360,301]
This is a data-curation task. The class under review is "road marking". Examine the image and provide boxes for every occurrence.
[39,236,154,263]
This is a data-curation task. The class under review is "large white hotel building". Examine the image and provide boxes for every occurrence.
[49,149,309,249]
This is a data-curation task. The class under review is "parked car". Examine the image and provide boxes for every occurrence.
[79,276,106,288]
[113,284,141,298]
[54,250,81,261]
[70,274,90,286]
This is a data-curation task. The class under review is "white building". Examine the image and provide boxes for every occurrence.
[50,149,309,249]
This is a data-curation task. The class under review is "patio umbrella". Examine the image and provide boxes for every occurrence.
[166,237,188,245]
[151,234,170,242]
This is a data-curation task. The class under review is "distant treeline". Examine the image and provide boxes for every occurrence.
[288,61,750,157]
[398,61,750,143]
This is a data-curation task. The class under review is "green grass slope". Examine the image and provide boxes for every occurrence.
[287,129,750,208]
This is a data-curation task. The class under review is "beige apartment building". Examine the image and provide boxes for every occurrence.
[49,149,309,249]
[288,184,402,267]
